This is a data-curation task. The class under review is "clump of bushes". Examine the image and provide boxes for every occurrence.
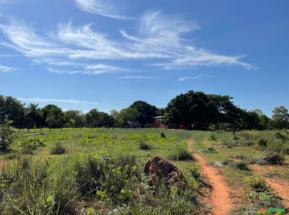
[168,147,193,161]
[139,142,151,150]
[75,155,139,204]
[50,143,66,155]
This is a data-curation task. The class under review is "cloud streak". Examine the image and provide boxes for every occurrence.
[118,75,156,80]
[0,10,254,77]
[17,97,98,105]
[74,0,131,20]
[0,64,16,72]
[178,74,203,82]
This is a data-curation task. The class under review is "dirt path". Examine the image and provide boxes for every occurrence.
[251,165,289,208]
[187,139,233,215]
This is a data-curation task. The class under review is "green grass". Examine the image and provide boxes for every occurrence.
[0,128,288,214]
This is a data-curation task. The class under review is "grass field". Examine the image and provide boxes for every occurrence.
[0,128,288,214]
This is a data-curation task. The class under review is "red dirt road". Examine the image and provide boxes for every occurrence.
[188,140,233,215]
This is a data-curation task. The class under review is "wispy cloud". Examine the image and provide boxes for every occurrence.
[0,11,254,77]
[17,97,98,105]
[0,64,16,72]
[178,74,203,82]
[74,0,131,20]
[118,75,156,80]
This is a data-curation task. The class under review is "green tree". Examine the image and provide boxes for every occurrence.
[24,104,43,128]
[64,110,86,128]
[115,108,140,127]
[42,105,65,128]
[165,91,213,129]
[0,96,25,128]
[0,120,14,151]
[86,109,114,127]
[129,101,158,127]
[272,106,289,129]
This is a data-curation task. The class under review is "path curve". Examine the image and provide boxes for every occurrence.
[187,139,233,215]
[251,165,289,208]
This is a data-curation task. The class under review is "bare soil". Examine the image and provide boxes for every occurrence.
[188,139,233,215]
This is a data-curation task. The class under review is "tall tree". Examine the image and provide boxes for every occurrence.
[42,105,64,128]
[24,104,43,128]
[272,106,289,129]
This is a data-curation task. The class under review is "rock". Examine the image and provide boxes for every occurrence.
[144,156,187,188]
[212,161,224,168]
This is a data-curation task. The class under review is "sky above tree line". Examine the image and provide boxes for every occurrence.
[0,0,288,115]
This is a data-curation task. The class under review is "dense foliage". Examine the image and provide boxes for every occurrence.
[0,92,288,130]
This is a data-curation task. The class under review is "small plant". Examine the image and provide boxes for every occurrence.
[169,147,193,161]
[245,176,267,192]
[232,161,249,171]
[203,147,217,153]
[258,138,268,148]
[209,134,217,141]
[50,143,66,155]
[139,142,151,150]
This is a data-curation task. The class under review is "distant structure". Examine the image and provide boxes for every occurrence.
[153,116,167,128]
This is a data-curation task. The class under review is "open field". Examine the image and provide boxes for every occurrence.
[0,128,288,215]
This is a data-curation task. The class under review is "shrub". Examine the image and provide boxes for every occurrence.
[244,176,267,192]
[232,161,249,171]
[275,131,287,142]
[258,138,268,148]
[0,120,14,151]
[75,155,139,204]
[209,134,217,141]
[169,147,193,161]
[203,147,217,153]
[19,137,45,154]
[139,142,151,150]
[256,153,285,165]
[50,143,66,155]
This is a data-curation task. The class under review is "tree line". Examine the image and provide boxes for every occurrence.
[0,91,289,130]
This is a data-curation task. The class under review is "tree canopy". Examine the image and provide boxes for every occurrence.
[0,92,288,130]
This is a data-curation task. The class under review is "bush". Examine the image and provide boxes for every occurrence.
[169,147,193,161]
[258,138,268,148]
[139,142,151,150]
[244,176,268,192]
[0,121,14,151]
[19,137,45,154]
[232,161,249,171]
[75,155,139,204]
[209,134,217,141]
[50,143,66,155]
[256,153,285,165]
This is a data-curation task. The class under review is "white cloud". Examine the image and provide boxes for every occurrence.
[74,0,131,20]
[178,74,203,82]
[0,64,16,72]
[17,97,98,105]
[0,11,254,77]
[118,75,156,80]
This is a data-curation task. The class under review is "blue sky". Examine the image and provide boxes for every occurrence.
[0,0,288,115]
